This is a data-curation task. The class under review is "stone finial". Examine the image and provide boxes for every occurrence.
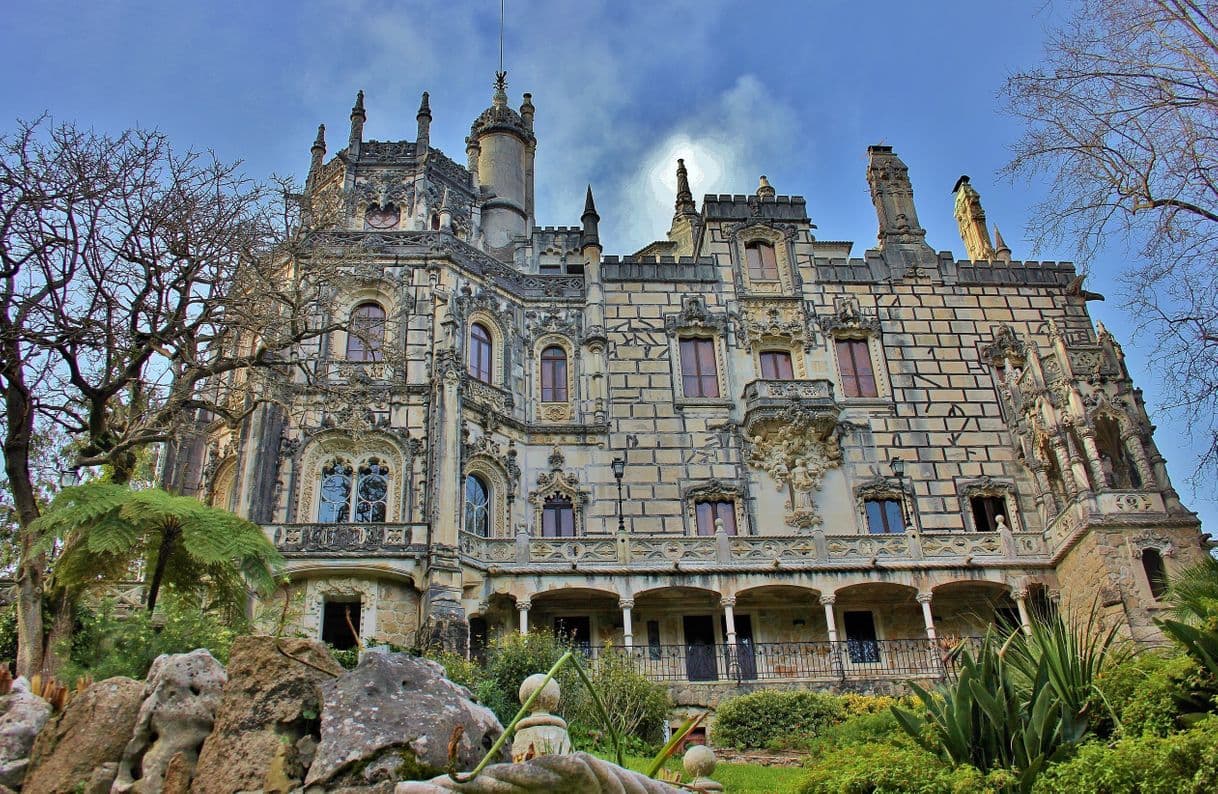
[993,225,1012,262]
[674,158,697,218]
[309,124,326,177]
[417,90,431,120]
[757,175,775,199]
[349,90,366,153]
[866,145,926,248]
[511,674,572,761]
[520,92,535,131]
[683,745,723,792]
[581,185,600,250]
[417,91,432,155]
[952,175,995,262]
[493,71,508,107]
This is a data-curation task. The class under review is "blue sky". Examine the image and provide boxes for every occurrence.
[2,0,1212,533]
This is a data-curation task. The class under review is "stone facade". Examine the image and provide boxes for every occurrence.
[179,82,1209,704]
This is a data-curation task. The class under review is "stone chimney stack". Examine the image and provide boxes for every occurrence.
[866,145,926,249]
[952,175,995,261]
[348,90,366,157]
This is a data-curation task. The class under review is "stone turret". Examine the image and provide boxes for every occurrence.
[952,175,995,262]
[348,90,365,157]
[757,174,776,199]
[308,124,326,184]
[416,91,431,159]
[866,145,926,249]
[467,74,536,253]
[993,225,1012,262]
[668,158,699,256]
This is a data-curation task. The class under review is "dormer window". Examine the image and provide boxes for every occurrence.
[745,241,779,280]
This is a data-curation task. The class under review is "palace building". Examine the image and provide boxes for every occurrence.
[179,80,1208,706]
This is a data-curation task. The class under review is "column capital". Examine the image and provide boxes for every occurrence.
[720,596,736,608]
[819,594,836,606]
[516,599,532,611]
[1010,587,1029,601]
[618,598,635,609]
[916,592,934,605]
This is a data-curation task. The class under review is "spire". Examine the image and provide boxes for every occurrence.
[439,186,453,232]
[993,225,1012,262]
[349,90,366,154]
[952,175,995,261]
[674,158,697,218]
[757,175,775,200]
[581,185,601,250]
[416,91,431,156]
[308,124,326,180]
[520,92,535,132]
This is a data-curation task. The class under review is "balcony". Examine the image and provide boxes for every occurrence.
[580,638,976,684]
[740,378,839,437]
[458,530,1049,570]
[269,523,427,554]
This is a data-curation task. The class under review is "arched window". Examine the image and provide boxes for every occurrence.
[540,346,568,402]
[317,457,390,523]
[464,474,491,537]
[1141,549,1169,600]
[355,459,389,522]
[542,496,575,538]
[470,323,493,383]
[346,302,386,362]
[744,241,779,280]
[318,459,354,523]
[431,212,441,231]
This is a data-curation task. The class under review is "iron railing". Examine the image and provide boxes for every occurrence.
[581,638,976,684]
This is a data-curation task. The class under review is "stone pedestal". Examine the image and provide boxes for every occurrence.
[511,674,572,761]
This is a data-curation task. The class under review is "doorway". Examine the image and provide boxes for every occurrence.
[322,599,361,650]
[683,615,718,681]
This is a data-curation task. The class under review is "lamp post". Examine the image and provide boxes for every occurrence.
[611,456,626,533]
[58,467,81,490]
[890,457,912,531]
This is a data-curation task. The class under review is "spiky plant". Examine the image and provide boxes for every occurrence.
[32,482,280,616]
[1156,556,1218,714]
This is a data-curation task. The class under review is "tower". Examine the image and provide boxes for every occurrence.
[466,74,536,253]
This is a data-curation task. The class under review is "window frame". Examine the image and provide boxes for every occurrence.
[864,498,905,534]
[744,240,780,281]
[541,496,576,538]
[759,349,795,380]
[345,302,387,362]
[464,473,492,538]
[970,495,1008,533]
[679,336,721,399]
[835,337,878,398]
[694,500,737,536]
[317,456,392,524]
[469,322,494,384]
[540,345,569,403]
[1140,548,1169,601]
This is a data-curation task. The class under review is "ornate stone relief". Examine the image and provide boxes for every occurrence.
[743,402,845,530]
[957,476,1020,532]
[664,295,728,336]
[682,479,749,535]
[817,296,881,336]
[982,324,1028,367]
[526,447,589,536]
[735,301,817,352]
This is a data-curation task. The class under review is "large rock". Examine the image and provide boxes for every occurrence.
[306,652,508,788]
[191,636,343,794]
[22,676,143,794]
[113,649,227,793]
[395,752,684,793]
[0,678,52,789]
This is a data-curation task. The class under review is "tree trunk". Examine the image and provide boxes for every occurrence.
[4,375,44,677]
[39,591,75,677]
[146,522,179,613]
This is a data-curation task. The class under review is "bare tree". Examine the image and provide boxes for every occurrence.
[1003,0,1218,485]
[0,118,351,675]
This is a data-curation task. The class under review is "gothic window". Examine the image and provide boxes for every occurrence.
[745,241,779,280]
[540,345,568,402]
[354,459,389,522]
[464,474,491,537]
[1141,549,1169,600]
[318,459,354,523]
[541,496,575,538]
[759,350,794,380]
[346,302,386,362]
[836,339,877,398]
[431,212,441,231]
[470,323,493,383]
[864,498,905,534]
[679,337,720,398]
[364,203,399,230]
[694,500,736,536]
[970,495,1008,532]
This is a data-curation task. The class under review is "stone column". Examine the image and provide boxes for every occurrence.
[721,596,737,681]
[517,599,531,635]
[1076,426,1108,490]
[1050,437,1080,498]
[821,593,843,677]
[1028,460,1058,522]
[917,591,940,674]
[620,598,635,650]
[1063,425,1093,494]
[1122,432,1156,489]
[1012,588,1032,636]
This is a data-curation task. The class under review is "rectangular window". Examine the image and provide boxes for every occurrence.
[322,599,361,650]
[679,338,720,398]
[865,498,905,534]
[970,495,1008,532]
[694,500,736,536]
[759,350,794,380]
[836,338,878,398]
[542,498,576,537]
[843,610,880,664]
[745,241,779,280]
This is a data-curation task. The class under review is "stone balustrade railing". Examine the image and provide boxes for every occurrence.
[270,523,427,553]
[458,529,1049,568]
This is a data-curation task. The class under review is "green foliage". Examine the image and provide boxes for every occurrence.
[714,689,847,750]
[1157,556,1218,710]
[57,591,244,684]
[328,645,360,670]
[1032,715,1218,794]
[0,603,16,671]
[566,649,669,745]
[33,482,282,617]
[800,741,1014,794]
[1093,651,1199,737]
[480,631,580,726]
[800,708,908,756]
[892,629,1088,792]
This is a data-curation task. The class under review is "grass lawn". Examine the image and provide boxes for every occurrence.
[594,752,807,794]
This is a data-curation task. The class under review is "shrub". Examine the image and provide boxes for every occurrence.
[801,741,1012,794]
[1033,715,1218,793]
[59,591,244,684]
[801,708,907,757]
[0,603,16,672]
[568,649,669,745]
[480,631,581,726]
[714,689,846,750]
[1093,651,1196,737]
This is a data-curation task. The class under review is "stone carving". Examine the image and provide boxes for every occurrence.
[511,674,572,761]
[743,400,845,529]
[274,523,417,553]
[817,295,881,335]
[397,751,683,793]
[664,295,728,336]
[114,649,227,793]
[736,301,815,351]
[982,324,1027,367]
